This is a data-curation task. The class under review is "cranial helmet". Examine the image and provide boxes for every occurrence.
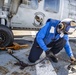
[57,18,76,34]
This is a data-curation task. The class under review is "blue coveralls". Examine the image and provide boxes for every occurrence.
[28,19,73,62]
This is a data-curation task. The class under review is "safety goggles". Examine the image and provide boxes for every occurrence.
[57,21,76,34]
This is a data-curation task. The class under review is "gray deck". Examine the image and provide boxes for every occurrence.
[0,36,76,75]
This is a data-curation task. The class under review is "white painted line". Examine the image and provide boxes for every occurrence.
[68,73,76,75]
[36,60,57,75]
[31,31,37,37]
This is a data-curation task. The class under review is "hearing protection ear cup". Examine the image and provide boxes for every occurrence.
[57,22,70,34]
[58,23,64,30]
[61,22,71,34]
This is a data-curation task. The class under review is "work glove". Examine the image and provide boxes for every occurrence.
[70,56,76,65]
[45,49,58,63]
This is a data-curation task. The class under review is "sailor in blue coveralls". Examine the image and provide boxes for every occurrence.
[28,18,76,63]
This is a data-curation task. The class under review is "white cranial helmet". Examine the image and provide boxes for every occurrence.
[61,18,76,34]
[61,18,73,22]
[61,18,76,27]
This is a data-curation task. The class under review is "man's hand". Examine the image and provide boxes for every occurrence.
[45,49,58,63]
[45,49,55,57]
[70,56,76,65]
